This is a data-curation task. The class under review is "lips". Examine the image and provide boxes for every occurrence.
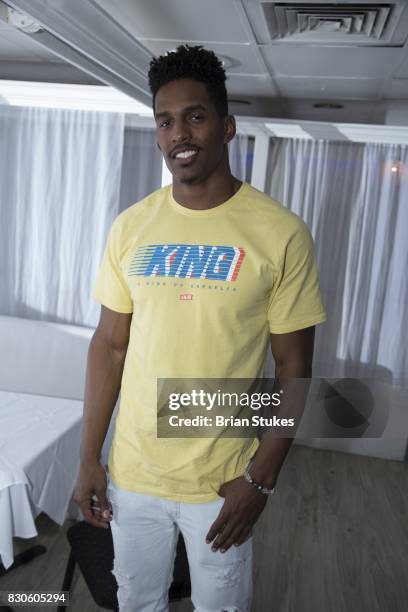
[171,145,199,159]
[175,149,198,160]
[172,149,199,167]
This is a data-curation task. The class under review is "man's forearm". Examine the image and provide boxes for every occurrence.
[249,360,312,489]
[80,333,127,465]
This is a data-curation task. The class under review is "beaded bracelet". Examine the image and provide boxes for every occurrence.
[243,462,275,496]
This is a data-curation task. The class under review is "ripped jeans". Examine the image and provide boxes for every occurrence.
[107,477,252,612]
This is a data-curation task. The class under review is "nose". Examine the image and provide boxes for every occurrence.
[171,118,192,143]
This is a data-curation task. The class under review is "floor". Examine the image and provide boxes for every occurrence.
[1,444,407,612]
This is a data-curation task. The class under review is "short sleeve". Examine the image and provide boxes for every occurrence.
[268,219,326,334]
[92,217,133,314]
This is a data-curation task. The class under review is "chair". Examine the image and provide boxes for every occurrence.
[57,521,191,611]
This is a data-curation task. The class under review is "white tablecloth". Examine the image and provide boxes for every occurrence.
[0,390,83,569]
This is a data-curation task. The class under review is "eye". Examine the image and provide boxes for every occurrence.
[157,117,172,128]
[191,114,203,122]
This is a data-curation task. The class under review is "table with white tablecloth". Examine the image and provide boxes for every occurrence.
[0,390,83,570]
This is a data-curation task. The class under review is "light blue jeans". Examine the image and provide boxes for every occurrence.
[107,477,253,612]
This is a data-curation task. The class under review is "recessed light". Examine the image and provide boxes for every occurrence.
[217,55,233,69]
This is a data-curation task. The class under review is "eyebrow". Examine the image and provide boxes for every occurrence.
[154,104,207,120]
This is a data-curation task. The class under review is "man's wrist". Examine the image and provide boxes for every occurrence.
[244,467,275,496]
[249,437,294,489]
[79,452,101,466]
[247,460,277,490]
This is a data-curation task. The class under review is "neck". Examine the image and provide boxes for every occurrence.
[172,163,242,211]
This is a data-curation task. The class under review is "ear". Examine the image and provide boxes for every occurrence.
[223,115,236,145]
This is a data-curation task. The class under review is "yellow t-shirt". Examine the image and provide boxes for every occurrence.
[92,182,326,502]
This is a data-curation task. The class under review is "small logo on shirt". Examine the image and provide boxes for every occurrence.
[179,294,193,301]
[128,243,245,282]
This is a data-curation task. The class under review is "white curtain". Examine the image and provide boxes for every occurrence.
[0,106,125,327]
[0,105,247,328]
[266,138,408,388]
[119,127,163,213]
[229,134,250,182]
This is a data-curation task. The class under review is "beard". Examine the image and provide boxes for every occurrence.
[178,174,199,185]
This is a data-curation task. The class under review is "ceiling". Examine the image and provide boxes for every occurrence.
[1,0,408,128]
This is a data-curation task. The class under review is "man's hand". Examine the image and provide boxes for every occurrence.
[74,461,113,529]
[205,476,268,553]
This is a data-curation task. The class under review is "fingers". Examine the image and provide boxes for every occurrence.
[205,507,253,553]
[79,497,111,529]
[76,489,112,529]
[205,509,246,553]
[205,509,228,544]
[94,486,110,512]
[91,504,112,520]
[91,497,113,520]
[78,499,109,529]
[91,488,112,525]
[73,464,113,529]
[233,527,252,548]
[211,523,243,553]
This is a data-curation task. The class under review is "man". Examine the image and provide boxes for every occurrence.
[74,45,326,612]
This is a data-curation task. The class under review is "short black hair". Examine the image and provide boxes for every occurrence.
[148,44,228,118]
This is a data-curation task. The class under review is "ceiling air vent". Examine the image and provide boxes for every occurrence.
[261,2,407,45]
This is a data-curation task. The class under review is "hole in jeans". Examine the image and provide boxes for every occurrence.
[112,568,134,608]
[214,559,245,588]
